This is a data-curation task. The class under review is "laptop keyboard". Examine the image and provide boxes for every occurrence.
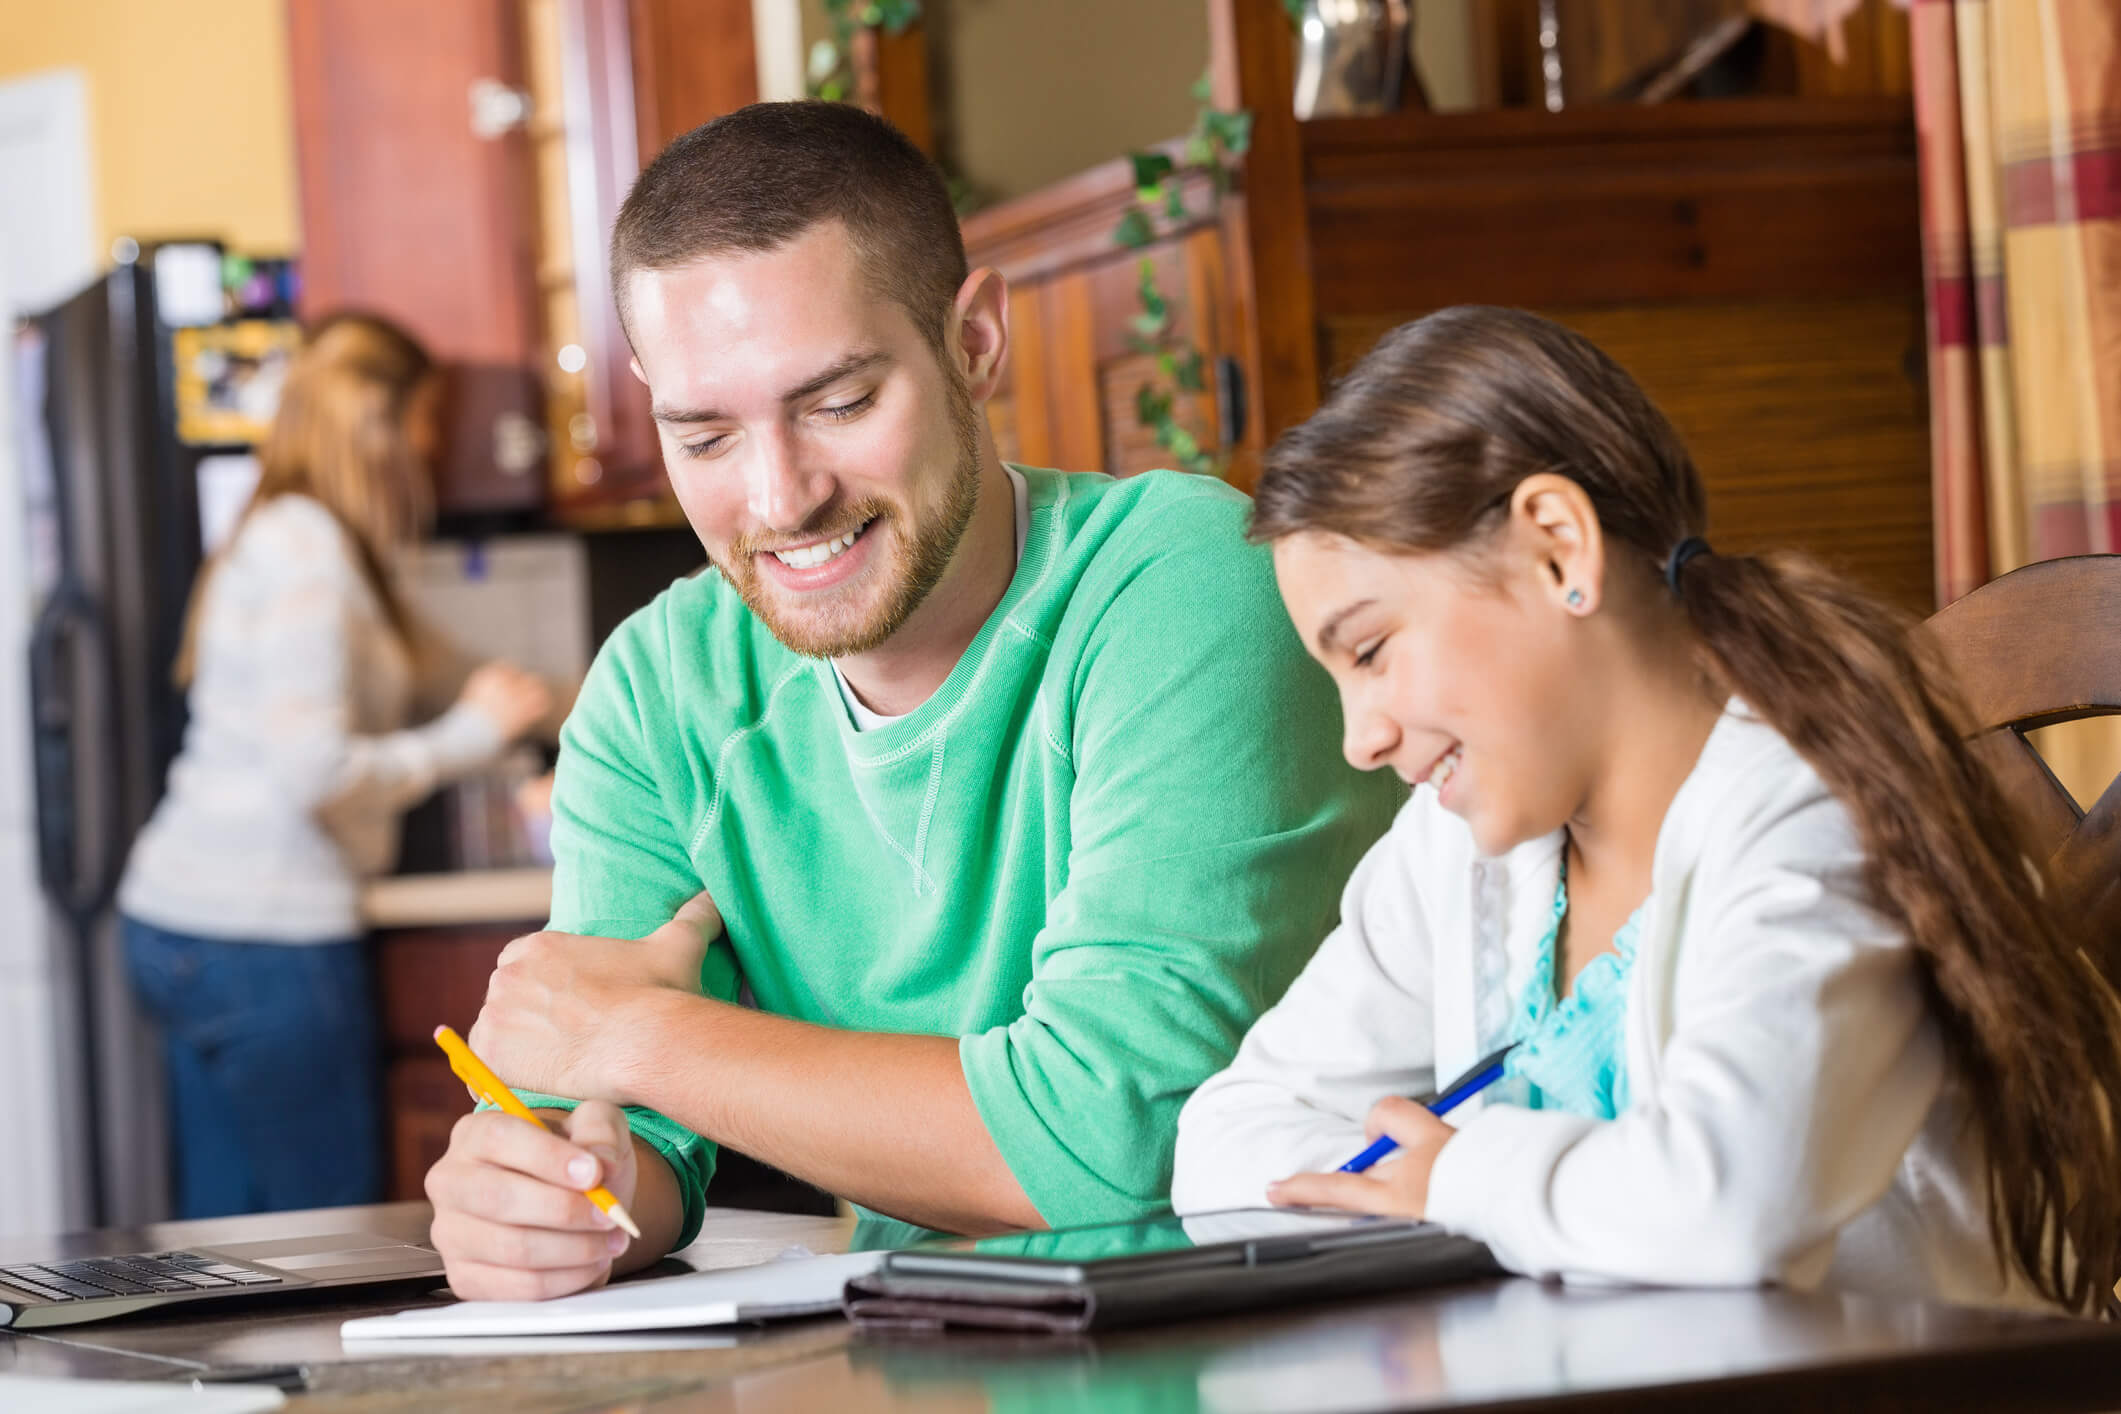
[0,1251,284,1303]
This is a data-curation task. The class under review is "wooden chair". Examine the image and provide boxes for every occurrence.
[1924,555,2121,977]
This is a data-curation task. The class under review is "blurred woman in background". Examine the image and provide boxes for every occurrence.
[118,313,552,1218]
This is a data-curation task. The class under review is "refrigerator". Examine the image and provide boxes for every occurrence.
[7,248,290,1230]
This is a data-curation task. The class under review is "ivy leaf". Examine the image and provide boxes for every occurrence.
[1162,423,1202,465]
[807,39,840,85]
[1205,108,1254,156]
[1135,259,1168,325]
[1183,133,1216,169]
[1174,349,1206,392]
[817,78,846,102]
[1129,152,1175,197]
[878,0,922,32]
[1163,182,1188,223]
[1112,208,1155,249]
[1191,69,1213,104]
[1136,383,1173,427]
[1281,0,1306,27]
[1132,311,1167,341]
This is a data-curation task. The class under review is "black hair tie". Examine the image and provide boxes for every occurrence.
[1664,537,1711,596]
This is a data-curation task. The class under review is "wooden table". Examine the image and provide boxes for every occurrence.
[6,1204,2121,1412]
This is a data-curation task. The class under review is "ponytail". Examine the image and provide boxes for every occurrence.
[1675,546,2121,1313]
[1253,306,2121,1313]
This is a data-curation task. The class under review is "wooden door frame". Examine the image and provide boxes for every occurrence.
[1208,0,1321,483]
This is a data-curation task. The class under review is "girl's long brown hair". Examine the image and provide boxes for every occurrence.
[175,312,435,685]
[1253,305,2121,1314]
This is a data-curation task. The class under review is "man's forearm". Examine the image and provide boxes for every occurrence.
[620,993,1044,1235]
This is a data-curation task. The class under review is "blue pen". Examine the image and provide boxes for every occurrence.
[1339,1042,1519,1173]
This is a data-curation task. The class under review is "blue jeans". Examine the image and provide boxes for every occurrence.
[120,916,384,1218]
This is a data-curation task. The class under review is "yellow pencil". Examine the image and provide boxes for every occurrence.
[432,1025,642,1240]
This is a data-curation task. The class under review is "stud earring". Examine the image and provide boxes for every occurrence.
[1565,588,1585,610]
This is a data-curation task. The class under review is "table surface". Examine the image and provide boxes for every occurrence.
[5,1203,2121,1413]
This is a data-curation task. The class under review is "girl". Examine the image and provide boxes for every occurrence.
[119,313,552,1217]
[1172,306,2121,1314]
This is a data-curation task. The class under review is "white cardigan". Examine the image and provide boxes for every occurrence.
[120,495,503,942]
[1173,706,2050,1312]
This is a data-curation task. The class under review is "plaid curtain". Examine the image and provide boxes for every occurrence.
[1913,0,2121,605]
[1912,0,2121,803]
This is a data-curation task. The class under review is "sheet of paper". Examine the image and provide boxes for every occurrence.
[339,1250,884,1341]
[0,1376,286,1413]
[339,1330,742,1357]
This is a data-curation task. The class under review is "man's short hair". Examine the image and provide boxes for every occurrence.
[612,101,967,356]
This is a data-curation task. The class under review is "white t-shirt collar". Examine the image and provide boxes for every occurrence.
[832,466,1029,731]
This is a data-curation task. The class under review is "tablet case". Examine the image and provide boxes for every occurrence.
[842,1225,1503,1334]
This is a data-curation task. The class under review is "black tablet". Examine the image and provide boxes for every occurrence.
[848,1209,1502,1334]
[886,1209,1431,1283]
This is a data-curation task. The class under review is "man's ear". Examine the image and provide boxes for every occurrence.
[629,355,649,388]
[951,267,1010,402]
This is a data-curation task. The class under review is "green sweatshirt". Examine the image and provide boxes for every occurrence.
[531,466,1402,1246]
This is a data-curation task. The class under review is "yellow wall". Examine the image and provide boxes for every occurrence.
[938,0,1206,205]
[797,0,1206,207]
[0,0,300,259]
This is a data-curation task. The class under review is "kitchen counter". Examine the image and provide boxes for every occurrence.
[360,867,552,930]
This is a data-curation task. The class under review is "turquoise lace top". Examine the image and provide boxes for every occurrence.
[1504,859,1648,1120]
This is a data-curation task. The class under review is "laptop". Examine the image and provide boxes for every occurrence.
[0,1231,445,1328]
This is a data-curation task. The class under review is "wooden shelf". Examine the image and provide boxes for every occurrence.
[1299,94,1916,153]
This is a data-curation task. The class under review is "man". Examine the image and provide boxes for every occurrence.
[424,101,1400,1300]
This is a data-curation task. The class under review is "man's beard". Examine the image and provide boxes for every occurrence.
[713,380,985,660]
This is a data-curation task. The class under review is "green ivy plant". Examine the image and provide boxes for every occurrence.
[809,1,983,212]
[810,6,1288,475]
[1113,72,1254,477]
[807,0,923,103]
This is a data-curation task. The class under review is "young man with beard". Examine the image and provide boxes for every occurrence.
[422,102,1401,1300]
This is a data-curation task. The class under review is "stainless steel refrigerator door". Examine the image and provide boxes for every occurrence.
[22,271,172,1229]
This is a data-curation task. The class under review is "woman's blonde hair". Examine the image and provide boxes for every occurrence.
[175,312,436,685]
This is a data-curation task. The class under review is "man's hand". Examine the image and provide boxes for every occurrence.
[1263,1096,1456,1218]
[469,891,723,1104]
[426,1102,639,1301]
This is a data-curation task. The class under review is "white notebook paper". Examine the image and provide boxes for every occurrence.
[339,1250,884,1341]
[0,1376,284,1412]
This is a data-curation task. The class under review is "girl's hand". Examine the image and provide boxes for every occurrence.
[1266,1096,1456,1217]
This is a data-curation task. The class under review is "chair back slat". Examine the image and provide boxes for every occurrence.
[1968,729,2083,857]
[1925,556,2121,979]
[1924,555,2121,732]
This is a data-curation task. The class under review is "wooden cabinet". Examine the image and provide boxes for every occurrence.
[286,0,547,519]
[967,0,1934,611]
[966,161,1247,485]
[530,0,762,528]
[375,923,522,1201]
[288,0,769,529]
[1295,96,1931,612]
